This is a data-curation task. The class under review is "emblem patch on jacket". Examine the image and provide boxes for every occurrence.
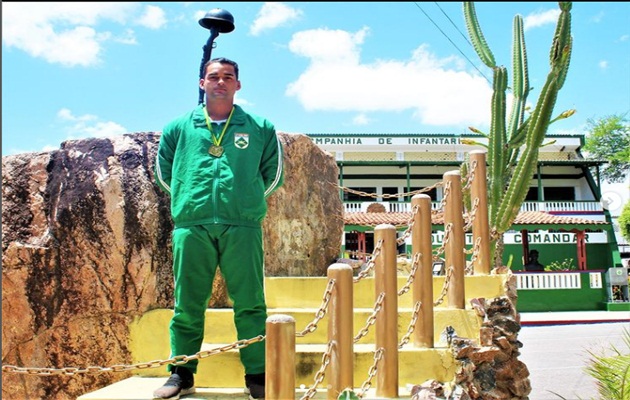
[234,133,249,149]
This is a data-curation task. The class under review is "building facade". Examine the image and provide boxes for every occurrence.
[306,132,623,273]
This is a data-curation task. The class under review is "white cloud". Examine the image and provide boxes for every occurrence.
[1,2,166,67]
[250,3,303,36]
[619,34,629,42]
[523,9,560,31]
[352,114,371,126]
[599,60,609,70]
[57,108,127,139]
[286,28,493,128]
[113,29,138,46]
[590,11,605,24]
[138,5,167,30]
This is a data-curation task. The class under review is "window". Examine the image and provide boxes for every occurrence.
[544,187,575,201]
[344,187,376,202]
[525,187,539,201]
[525,187,576,201]
[410,187,437,201]
[382,187,400,202]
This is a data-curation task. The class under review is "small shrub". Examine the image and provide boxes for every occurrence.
[584,328,630,400]
[545,258,577,271]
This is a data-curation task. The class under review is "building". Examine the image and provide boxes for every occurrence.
[306,132,623,273]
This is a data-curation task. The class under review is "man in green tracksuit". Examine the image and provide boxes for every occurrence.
[153,57,284,400]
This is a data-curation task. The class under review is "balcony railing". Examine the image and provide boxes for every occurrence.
[343,200,604,214]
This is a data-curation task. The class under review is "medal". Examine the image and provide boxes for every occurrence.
[208,145,224,157]
[203,106,235,158]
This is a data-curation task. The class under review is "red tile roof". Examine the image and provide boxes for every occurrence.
[344,210,608,228]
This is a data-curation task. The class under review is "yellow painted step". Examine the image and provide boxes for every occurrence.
[130,308,481,364]
[265,275,507,309]
[78,376,417,400]
[80,275,505,399]
[128,343,456,389]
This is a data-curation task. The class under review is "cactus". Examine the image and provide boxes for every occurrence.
[463,2,574,266]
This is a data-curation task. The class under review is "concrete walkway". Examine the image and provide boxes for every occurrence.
[520,310,630,325]
[518,320,628,400]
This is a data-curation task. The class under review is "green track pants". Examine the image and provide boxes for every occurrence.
[168,224,266,375]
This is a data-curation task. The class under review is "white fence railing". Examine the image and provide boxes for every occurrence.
[516,273,582,290]
[519,201,603,213]
[343,201,603,214]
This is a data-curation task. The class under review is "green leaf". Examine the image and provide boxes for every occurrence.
[337,388,360,400]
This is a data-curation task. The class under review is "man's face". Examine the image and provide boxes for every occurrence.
[200,62,241,101]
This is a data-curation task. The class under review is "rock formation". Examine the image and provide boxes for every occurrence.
[1,131,343,400]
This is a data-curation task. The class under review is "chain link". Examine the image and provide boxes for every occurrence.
[396,204,418,246]
[339,182,443,200]
[353,239,383,283]
[439,179,451,210]
[398,252,421,296]
[462,159,477,191]
[1,336,265,376]
[356,348,384,398]
[463,197,480,232]
[299,341,333,400]
[432,222,452,260]
[353,293,385,343]
[399,301,421,348]
[433,265,454,307]
[296,279,335,337]
[465,236,482,275]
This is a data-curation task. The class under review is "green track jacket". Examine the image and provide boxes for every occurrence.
[154,104,284,228]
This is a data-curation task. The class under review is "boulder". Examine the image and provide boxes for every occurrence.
[1,131,343,400]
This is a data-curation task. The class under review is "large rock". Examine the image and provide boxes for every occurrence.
[1,131,343,400]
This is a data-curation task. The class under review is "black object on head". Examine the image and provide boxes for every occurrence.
[199,8,235,33]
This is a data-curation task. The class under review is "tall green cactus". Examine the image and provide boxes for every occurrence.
[462,2,574,266]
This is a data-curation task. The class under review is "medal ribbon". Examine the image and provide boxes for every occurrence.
[203,106,235,147]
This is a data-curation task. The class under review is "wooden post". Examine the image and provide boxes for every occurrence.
[576,230,587,270]
[521,229,530,267]
[444,171,466,309]
[265,314,295,400]
[411,194,434,348]
[327,263,354,399]
[374,224,399,398]
[469,150,491,275]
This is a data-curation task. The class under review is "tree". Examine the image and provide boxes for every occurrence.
[619,200,630,244]
[462,2,574,267]
[582,113,630,183]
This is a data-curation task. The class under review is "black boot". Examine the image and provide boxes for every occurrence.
[244,373,265,400]
[153,366,195,399]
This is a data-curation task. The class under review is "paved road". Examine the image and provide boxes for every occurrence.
[517,321,628,400]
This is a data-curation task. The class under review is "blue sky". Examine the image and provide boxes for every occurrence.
[2,2,629,220]
[2,2,629,159]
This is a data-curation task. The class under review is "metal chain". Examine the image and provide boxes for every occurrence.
[338,182,443,200]
[490,227,501,242]
[462,159,477,191]
[396,204,418,246]
[433,265,454,307]
[439,179,451,210]
[463,197,480,232]
[353,293,385,343]
[432,222,453,260]
[299,341,333,400]
[296,279,335,337]
[356,348,384,399]
[399,301,421,348]
[1,336,265,376]
[398,252,421,296]
[353,239,383,283]
[465,236,482,275]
